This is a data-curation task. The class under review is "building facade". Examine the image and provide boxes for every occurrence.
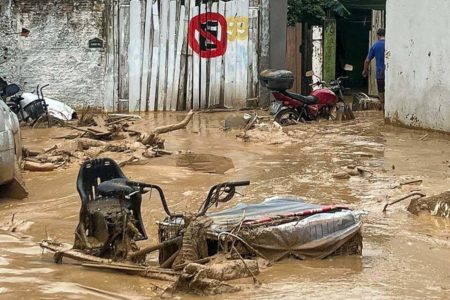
[385,0,450,132]
[0,0,287,112]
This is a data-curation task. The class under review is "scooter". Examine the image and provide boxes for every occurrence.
[72,158,363,266]
[260,65,353,126]
[1,78,74,128]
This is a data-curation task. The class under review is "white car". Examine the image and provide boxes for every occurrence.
[0,100,26,198]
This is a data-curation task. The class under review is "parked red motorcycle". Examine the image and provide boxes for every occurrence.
[260,65,353,125]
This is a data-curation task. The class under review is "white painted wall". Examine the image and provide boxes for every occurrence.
[386,0,450,131]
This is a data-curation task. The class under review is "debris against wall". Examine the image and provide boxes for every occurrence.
[385,0,450,132]
[0,0,106,108]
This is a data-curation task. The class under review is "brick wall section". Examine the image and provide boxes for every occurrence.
[0,0,106,108]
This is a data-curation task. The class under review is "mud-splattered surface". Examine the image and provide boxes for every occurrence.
[1,111,450,299]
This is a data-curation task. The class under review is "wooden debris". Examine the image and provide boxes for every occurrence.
[128,236,182,262]
[77,106,96,126]
[400,179,423,186]
[43,145,57,153]
[382,192,426,212]
[22,147,41,157]
[419,133,429,141]
[333,172,351,180]
[22,111,194,172]
[153,110,194,135]
[23,161,57,172]
[40,240,180,282]
[40,240,112,264]
[53,133,80,140]
[82,263,180,282]
[408,191,450,217]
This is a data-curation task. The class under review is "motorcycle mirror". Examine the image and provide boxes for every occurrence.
[344,64,354,71]
[305,70,314,77]
[3,84,20,97]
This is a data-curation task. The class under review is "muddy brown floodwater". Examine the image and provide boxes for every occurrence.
[1,111,450,299]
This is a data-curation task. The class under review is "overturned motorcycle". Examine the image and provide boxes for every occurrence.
[0,78,75,128]
[41,158,363,294]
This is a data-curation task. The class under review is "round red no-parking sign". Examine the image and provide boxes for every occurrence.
[188,13,227,58]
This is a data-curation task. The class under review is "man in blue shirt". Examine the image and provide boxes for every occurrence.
[363,28,385,110]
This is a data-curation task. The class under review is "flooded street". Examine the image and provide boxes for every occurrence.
[1,111,450,299]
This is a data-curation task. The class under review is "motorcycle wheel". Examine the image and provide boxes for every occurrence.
[317,105,337,121]
[274,108,301,126]
[329,105,337,120]
[32,115,66,129]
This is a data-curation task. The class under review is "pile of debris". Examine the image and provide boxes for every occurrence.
[408,191,450,218]
[23,111,194,171]
[352,92,382,111]
[22,111,194,171]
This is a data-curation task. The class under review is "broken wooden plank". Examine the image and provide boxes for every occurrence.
[118,2,130,107]
[82,262,177,282]
[128,0,143,112]
[191,5,200,110]
[40,240,180,281]
[140,0,153,112]
[177,0,190,110]
[199,2,207,108]
[172,3,186,111]
[148,0,160,111]
[24,161,57,172]
[166,0,178,111]
[383,192,426,212]
[40,240,112,264]
[128,236,182,261]
[153,110,194,135]
[158,0,170,110]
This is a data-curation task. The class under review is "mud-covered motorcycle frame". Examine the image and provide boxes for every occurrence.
[127,180,250,266]
[2,83,52,128]
[127,180,250,218]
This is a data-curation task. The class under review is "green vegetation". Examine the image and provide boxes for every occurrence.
[287,0,350,25]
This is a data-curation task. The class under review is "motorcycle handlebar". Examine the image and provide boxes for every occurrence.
[197,180,251,216]
[309,81,325,87]
[125,181,181,217]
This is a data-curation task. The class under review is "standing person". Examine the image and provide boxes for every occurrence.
[363,28,385,111]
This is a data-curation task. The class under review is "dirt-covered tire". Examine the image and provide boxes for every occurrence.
[32,115,66,128]
[319,105,336,120]
[274,108,300,126]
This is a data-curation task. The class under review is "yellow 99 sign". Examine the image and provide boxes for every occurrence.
[226,16,249,41]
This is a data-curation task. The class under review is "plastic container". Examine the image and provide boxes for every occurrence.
[259,69,294,91]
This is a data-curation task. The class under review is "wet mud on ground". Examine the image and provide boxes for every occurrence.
[1,111,450,299]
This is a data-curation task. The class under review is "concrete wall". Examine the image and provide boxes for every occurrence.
[0,0,106,108]
[385,0,450,131]
[259,0,287,107]
[269,0,287,70]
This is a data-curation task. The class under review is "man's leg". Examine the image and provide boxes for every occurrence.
[377,79,385,111]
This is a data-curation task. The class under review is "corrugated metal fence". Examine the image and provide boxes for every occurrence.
[110,0,260,112]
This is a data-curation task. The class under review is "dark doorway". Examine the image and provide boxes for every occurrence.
[336,9,372,90]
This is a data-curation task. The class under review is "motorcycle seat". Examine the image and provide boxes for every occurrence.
[97,178,135,197]
[283,91,318,105]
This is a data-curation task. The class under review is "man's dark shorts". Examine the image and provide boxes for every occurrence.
[377,79,385,93]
